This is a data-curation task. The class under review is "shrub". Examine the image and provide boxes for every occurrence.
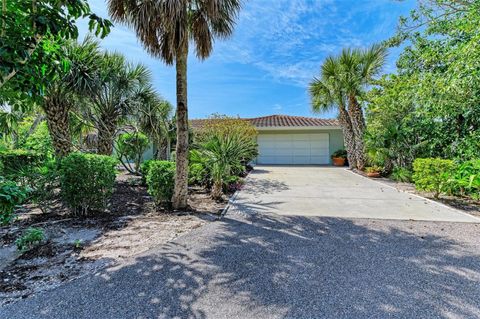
[189,163,208,186]
[21,161,59,213]
[60,153,117,215]
[15,227,45,251]
[390,166,412,183]
[146,161,175,205]
[140,159,155,184]
[0,178,29,225]
[331,149,347,159]
[365,165,383,174]
[0,149,44,179]
[412,158,456,198]
[116,132,150,174]
[454,160,480,199]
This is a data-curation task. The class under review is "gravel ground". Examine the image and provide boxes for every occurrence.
[1,206,479,319]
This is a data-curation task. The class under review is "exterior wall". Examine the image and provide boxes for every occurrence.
[256,128,344,164]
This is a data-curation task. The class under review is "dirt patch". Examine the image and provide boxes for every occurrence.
[0,170,226,306]
[354,170,480,217]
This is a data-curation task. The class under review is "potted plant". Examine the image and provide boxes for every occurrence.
[331,149,347,166]
[366,165,383,178]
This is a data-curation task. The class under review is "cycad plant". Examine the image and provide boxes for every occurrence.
[108,0,242,209]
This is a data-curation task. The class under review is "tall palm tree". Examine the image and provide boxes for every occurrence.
[42,37,101,157]
[309,56,357,169]
[108,0,242,209]
[339,44,387,170]
[83,52,152,155]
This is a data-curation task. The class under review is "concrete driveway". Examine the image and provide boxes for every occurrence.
[234,166,480,223]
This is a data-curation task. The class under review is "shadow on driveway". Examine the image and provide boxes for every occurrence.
[3,212,480,318]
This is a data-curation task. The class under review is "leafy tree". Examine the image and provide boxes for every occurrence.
[0,0,111,90]
[108,0,242,209]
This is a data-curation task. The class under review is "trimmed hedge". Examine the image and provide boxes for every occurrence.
[60,153,117,215]
[146,161,175,205]
[412,158,456,198]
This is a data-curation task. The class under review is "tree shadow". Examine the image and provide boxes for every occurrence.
[3,211,480,318]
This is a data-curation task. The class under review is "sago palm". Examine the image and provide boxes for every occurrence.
[108,0,242,209]
[309,56,357,169]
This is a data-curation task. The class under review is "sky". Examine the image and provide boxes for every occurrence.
[79,0,417,119]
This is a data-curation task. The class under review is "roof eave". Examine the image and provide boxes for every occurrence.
[256,125,342,131]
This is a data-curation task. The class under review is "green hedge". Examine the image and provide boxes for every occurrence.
[413,158,456,198]
[146,161,175,205]
[60,153,117,215]
[0,178,28,225]
[0,149,44,178]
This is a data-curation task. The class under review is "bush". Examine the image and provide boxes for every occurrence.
[413,158,456,198]
[146,161,175,205]
[189,163,208,186]
[116,132,150,174]
[21,161,59,213]
[390,167,412,183]
[0,178,29,225]
[15,227,45,251]
[140,159,155,184]
[454,160,480,199]
[0,149,44,179]
[60,153,117,215]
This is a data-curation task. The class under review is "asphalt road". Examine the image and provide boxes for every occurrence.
[2,205,480,319]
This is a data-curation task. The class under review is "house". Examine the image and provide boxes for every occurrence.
[191,115,344,165]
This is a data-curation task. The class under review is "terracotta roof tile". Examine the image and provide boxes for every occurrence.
[190,115,339,129]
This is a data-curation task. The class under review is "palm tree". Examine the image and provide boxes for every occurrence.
[108,0,242,209]
[83,52,152,155]
[310,56,357,169]
[339,44,387,170]
[134,97,173,160]
[42,37,101,157]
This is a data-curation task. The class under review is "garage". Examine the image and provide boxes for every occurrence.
[257,133,330,165]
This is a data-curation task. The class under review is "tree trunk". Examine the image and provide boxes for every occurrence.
[348,95,366,170]
[172,42,189,210]
[97,116,117,155]
[44,96,72,158]
[338,106,357,169]
[211,180,223,200]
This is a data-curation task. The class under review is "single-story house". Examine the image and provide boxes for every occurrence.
[191,115,344,165]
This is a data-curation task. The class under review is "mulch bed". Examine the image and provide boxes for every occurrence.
[0,171,227,306]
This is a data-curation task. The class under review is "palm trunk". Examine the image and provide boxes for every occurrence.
[44,96,72,158]
[211,180,223,200]
[172,42,189,210]
[348,95,366,170]
[97,116,117,155]
[338,106,357,169]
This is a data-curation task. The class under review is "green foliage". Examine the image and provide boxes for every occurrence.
[193,116,258,198]
[454,160,480,199]
[0,149,44,180]
[189,163,208,186]
[116,132,150,174]
[0,179,29,225]
[390,167,413,183]
[60,153,117,215]
[365,166,383,174]
[366,3,480,167]
[331,149,347,159]
[17,119,54,157]
[21,161,59,213]
[15,228,45,252]
[413,158,456,198]
[146,161,175,205]
[140,159,155,184]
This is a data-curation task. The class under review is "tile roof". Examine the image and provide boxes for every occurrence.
[246,115,339,127]
[190,115,339,129]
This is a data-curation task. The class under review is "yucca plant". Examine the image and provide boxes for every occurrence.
[196,134,257,199]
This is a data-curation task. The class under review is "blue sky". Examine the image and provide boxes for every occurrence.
[79,0,416,119]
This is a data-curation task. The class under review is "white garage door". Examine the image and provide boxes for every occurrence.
[257,133,330,165]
